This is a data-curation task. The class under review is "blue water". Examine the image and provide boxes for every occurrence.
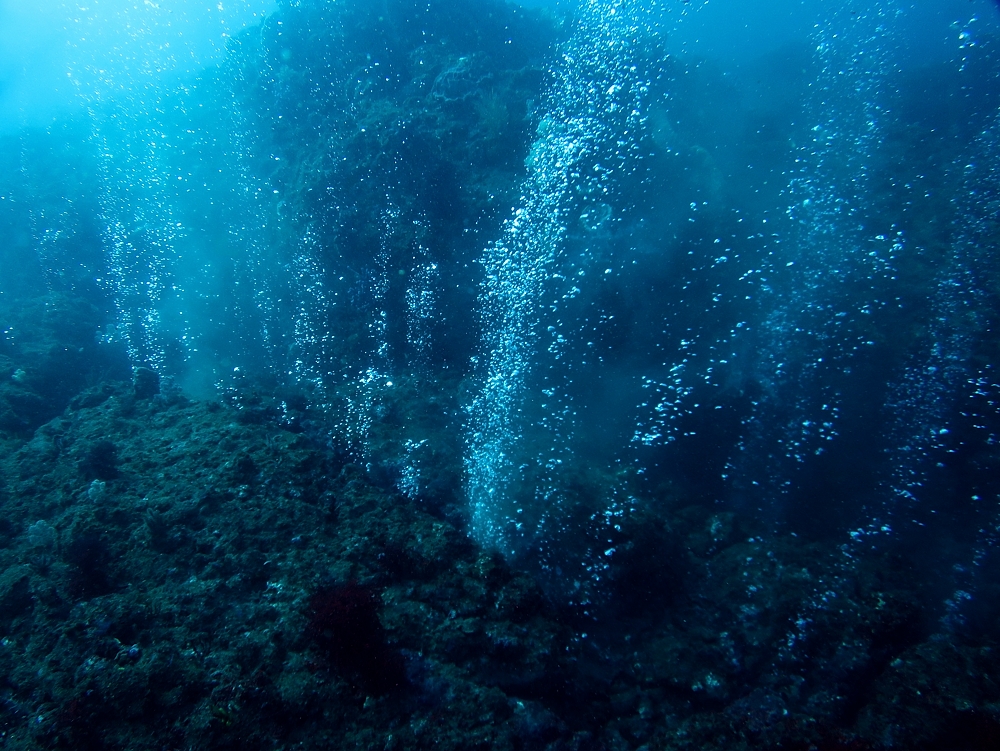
[3,0,1000,743]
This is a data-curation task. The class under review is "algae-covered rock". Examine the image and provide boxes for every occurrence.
[0,565,33,626]
[0,388,576,750]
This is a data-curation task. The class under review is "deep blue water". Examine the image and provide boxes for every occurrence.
[3,0,1000,601]
[3,0,1000,745]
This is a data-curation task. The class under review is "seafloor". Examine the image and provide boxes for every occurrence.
[0,363,997,749]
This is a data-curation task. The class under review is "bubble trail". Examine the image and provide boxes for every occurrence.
[881,106,1000,624]
[96,107,185,373]
[466,0,660,555]
[728,0,901,506]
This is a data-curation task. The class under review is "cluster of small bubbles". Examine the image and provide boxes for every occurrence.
[632,371,695,445]
[398,439,429,501]
[531,488,639,609]
[96,117,185,373]
[371,208,397,363]
[940,589,974,633]
[405,251,439,368]
[465,0,664,557]
[883,307,971,509]
[289,227,333,398]
[319,207,405,456]
[21,175,78,293]
[957,15,982,71]
[341,367,393,454]
[727,0,900,502]
[72,2,271,379]
[216,92,284,379]
[879,110,1000,619]
[288,194,400,456]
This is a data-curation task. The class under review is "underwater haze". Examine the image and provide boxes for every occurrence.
[0,0,276,131]
[2,0,1000,749]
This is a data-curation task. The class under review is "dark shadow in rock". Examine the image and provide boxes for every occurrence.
[78,439,120,481]
[133,367,160,399]
[66,529,115,600]
[306,581,406,696]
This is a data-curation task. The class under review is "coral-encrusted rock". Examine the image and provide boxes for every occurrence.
[0,387,572,750]
[0,565,33,627]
